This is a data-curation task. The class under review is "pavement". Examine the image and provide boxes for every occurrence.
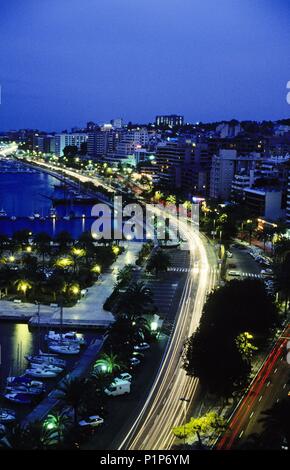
[226,243,263,281]
[0,242,142,327]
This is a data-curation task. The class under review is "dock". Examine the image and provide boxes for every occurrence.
[22,336,106,426]
[28,316,113,331]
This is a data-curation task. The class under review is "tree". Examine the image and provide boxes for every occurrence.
[117,281,153,316]
[63,145,78,157]
[172,412,227,447]
[43,410,72,446]
[56,378,87,425]
[116,264,134,287]
[147,249,171,275]
[236,332,258,360]
[182,280,278,400]
[94,352,122,375]
[55,231,73,252]
[14,278,33,298]
[34,232,51,268]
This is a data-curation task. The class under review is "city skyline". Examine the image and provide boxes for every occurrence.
[1,0,290,131]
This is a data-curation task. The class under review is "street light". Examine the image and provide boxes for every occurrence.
[180,397,190,447]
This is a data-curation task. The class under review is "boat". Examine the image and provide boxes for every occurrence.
[33,212,41,219]
[0,408,16,423]
[25,352,66,368]
[3,392,32,404]
[49,208,57,218]
[6,377,45,395]
[28,362,63,373]
[63,215,70,221]
[10,216,17,221]
[0,208,7,217]
[48,343,80,355]
[45,330,86,346]
[25,367,60,378]
[28,215,35,221]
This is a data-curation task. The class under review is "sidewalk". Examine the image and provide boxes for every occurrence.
[0,242,142,327]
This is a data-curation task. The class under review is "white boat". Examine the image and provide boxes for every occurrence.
[25,367,60,378]
[46,330,85,345]
[10,216,17,221]
[0,408,16,423]
[28,215,35,221]
[33,212,41,219]
[48,343,80,355]
[28,362,63,373]
[63,215,70,221]
[26,352,66,368]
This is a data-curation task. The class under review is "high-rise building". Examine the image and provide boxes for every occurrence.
[54,133,87,156]
[155,115,184,127]
[287,170,290,225]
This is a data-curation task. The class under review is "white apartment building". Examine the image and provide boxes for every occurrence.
[54,133,87,156]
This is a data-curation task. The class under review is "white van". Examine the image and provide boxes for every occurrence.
[105,378,131,397]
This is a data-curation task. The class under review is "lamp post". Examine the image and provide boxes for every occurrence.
[180,397,190,447]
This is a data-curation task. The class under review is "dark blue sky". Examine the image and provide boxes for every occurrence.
[1,0,290,131]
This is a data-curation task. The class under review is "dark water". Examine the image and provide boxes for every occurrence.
[0,323,100,419]
[0,163,96,238]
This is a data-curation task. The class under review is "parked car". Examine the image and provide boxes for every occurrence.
[226,251,233,258]
[134,342,150,351]
[118,372,132,382]
[130,357,141,366]
[78,416,104,428]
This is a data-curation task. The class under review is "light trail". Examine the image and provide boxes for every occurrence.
[18,159,217,450]
[117,216,217,450]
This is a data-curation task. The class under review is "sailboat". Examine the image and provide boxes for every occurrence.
[47,306,80,355]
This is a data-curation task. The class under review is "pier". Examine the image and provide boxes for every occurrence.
[22,336,106,426]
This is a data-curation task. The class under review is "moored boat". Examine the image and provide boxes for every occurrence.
[3,392,32,404]
[0,408,16,423]
[45,330,85,346]
[48,342,80,355]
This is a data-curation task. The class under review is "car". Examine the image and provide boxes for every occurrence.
[118,372,132,382]
[226,251,233,258]
[78,415,104,428]
[134,342,150,351]
[227,270,241,277]
[130,357,141,366]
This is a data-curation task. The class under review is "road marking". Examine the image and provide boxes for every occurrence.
[249,412,254,419]
[259,395,263,402]
[267,381,270,387]
[238,430,244,439]
[276,398,280,403]
[283,383,287,389]
[274,368,278,374]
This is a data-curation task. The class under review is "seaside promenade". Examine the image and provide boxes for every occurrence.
[0,241,142,329]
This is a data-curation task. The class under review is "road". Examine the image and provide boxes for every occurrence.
[21,158,218,450]
[117,216,217,450]
[217,324,290,450]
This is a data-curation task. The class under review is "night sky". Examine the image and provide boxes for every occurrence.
[1,0,290,130]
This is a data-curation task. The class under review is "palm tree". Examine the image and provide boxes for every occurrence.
[56,378,87,425]
[94,352,122,375]
[55,231,73,253]
[117,281,153,316]
[34,232,51,268]
[147,249,171,276]
[14,278,33,298]
[43,410,72,446]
